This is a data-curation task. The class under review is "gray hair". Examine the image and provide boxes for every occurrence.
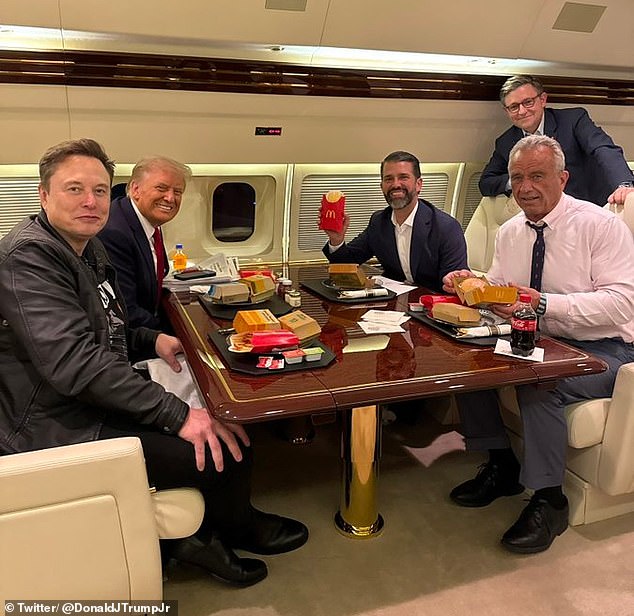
[128,156,192,193]
[499,75,544,104]
[509,135,566,172]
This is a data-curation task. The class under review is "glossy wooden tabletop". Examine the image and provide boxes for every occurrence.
[164,264,607,422]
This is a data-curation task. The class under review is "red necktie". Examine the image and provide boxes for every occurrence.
[152,227,166,305]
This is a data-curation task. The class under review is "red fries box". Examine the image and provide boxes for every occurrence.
[418,295,463,312]
[229,330,300,354]
[319,191,346,233]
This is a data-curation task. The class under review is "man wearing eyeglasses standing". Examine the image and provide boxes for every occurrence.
[479,75,634,206]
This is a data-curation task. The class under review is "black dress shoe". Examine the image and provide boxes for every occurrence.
[172,535,267,587]
[450,461,524,507]
[231,510,309,555]
[502,495,569,554]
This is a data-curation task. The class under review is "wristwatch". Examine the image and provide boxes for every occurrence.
[536,293,547,316]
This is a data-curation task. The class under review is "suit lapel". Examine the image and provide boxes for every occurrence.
[119,197,155,279]
[409,201,432,277]
[544,109,557,139]
[379,209,403,278]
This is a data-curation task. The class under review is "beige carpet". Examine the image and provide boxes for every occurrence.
[164,415,634,616]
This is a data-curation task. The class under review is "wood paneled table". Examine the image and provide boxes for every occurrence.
[164,265,607,538]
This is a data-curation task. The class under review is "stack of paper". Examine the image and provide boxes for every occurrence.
[163,252,240,292]
[357,309,410,334]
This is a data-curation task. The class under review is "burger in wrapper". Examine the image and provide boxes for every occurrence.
[454,276,517,307]
[319,190,346,233]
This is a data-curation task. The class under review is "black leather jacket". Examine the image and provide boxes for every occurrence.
[0,212,188,454]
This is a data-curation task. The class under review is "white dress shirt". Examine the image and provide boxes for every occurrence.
[487,193,634,342]
[391,203,417,284]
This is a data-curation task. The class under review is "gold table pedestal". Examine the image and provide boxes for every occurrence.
[335,405,384,538]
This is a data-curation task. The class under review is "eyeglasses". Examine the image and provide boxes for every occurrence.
[504,94,542,114]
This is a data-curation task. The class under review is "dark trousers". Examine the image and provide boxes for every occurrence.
[99,421,254,540]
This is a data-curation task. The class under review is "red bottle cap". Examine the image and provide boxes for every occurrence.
[519,293,532,303]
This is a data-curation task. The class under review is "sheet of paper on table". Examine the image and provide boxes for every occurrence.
[370,276,417,296]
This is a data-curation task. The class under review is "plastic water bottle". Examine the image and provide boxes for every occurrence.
[510,293,537,356]
[172,244,188,271]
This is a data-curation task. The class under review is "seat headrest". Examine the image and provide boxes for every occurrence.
[491,195,521,226]
[606,191,634,235]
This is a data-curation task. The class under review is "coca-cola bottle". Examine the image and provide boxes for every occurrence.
[510,293,537,357]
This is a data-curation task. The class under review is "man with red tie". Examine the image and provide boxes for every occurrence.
[99,156,189,333]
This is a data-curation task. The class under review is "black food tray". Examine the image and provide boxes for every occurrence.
[198,293,292,321]
[207,329,336,376]
[301,278,396,304]
[408,311,510,347]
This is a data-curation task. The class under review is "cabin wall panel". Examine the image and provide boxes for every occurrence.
[1,1,61,27]
[2,86,632,166]
[0,85,71,163]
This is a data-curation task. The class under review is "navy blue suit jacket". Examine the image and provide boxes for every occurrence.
[98,197,169,330]
[322,199,467,293]
[479,107,634,206]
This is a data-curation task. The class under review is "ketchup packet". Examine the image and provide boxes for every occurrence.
[319,191,346,233]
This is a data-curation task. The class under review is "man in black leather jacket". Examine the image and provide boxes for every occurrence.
[0,138,307,587]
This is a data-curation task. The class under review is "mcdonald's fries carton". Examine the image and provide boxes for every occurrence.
[319,190,346,233]
[233,309,281,333]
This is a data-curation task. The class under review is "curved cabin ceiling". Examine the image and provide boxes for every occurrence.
[0,0,634,80]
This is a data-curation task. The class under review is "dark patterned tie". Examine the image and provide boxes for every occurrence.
[527,222,546,292]
[152,227,166,305]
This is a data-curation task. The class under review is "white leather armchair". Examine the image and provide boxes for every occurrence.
[0,437,204,600]
[498,191,634,525]
[464,194,521,274]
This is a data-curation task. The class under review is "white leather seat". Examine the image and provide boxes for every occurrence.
[464,195,521,274]
[0,437,204,599]
[498,191,634,525]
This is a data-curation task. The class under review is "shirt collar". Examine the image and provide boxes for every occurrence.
[130,198,157,240]
[521,192,567,229]
[391,202,418,229]
[523,113,545,137]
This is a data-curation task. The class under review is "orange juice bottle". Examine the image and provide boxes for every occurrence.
[172,244,188,271]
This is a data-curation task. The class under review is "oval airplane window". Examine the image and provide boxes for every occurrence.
[212,182,256,242]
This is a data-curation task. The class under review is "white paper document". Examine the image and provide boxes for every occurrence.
[370,276,417,296]
[494,338,544,362]
[163,252,240,292]
[361,309,410,325]
[358,321,405,334]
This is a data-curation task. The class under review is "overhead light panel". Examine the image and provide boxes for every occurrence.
[553,2,607,33]
[265,0,307,11]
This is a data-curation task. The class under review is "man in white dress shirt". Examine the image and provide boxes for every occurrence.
[443,135,634,553]
[321,151,467,293]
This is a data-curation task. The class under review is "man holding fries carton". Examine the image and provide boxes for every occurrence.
[442,135,634,554]
[321,151,467,292]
